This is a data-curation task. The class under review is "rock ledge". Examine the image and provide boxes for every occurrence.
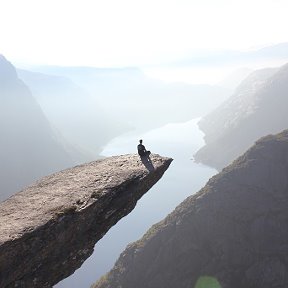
[0,154,172,287]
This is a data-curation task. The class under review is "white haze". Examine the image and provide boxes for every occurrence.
[1,0,288,287]
[1,0,288,70]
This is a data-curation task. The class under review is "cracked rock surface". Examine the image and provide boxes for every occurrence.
[0,154,172,287]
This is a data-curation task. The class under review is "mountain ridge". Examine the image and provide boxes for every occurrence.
[194,63,288,170]
[93,130,288,288]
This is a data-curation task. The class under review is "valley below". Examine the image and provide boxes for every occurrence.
[56,119,217,287]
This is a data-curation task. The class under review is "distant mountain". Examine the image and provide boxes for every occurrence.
[27,66,231,130]
[93,129,288,288]
[173,42,288,67]
[218,67,253,90]
[0,55,75,201]
[17,69,129,156]
[193,63,288,169]
[252,42,288,59]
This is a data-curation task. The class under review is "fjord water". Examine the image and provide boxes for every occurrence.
[56,118,217,288]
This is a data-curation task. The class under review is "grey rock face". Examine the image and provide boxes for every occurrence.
[194,64,288,170]
[93,131,288,288]
[0,154,172,288]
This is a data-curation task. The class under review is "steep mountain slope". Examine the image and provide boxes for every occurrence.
[93,130,288,288]
[17,69,129,156]
[194,64,288,169]
[0,55,74,201]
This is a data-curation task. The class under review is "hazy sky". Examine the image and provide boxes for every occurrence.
[1,0,288,67]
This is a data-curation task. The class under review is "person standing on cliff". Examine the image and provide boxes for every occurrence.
[137,139,151,157]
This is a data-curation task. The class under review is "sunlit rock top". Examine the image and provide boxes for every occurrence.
[0,154,172,288]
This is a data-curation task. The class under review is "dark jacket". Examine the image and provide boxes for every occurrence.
[137,144,146,156]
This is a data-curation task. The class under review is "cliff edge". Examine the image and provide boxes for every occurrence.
[93,131,288,288]
[0,154,172,288]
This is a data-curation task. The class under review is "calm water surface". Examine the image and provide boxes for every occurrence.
[56,118,217,288]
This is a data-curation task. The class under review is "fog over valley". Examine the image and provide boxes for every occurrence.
[1,0,288,287]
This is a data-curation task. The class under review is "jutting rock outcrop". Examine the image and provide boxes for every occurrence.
[93,130,288,288]
[194,64,288,170]
[0,154,172,288]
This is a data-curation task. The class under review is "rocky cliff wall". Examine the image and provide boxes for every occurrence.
[0,154,172,287]
[194,64,288,170]
[93,131,288,288]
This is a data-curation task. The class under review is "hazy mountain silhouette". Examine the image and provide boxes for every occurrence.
[218,67,253,90]
[17,69,130,156]
[194,63,288,169]
[0,55,75,201]
[27,66,231,131]
[253,42,288,59]
[172,42,288,67]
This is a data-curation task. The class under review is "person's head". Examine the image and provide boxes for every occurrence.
[139,139,143,144]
